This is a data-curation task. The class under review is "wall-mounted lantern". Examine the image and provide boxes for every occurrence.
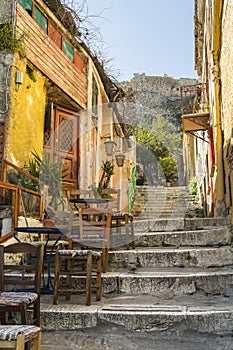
[104,140,117,156]
[115,153,125,167]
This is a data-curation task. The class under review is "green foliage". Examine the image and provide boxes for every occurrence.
[188,176,198,196]
[26,65,37,82]
[0,22,27,55]
[99,160,114,190]
[159,156,177,183]
[24,150,68,209]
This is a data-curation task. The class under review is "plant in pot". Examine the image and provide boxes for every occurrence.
[24,150,68,226]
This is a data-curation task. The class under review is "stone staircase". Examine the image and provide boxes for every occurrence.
[40,186,233,335]
[132,186,191,220]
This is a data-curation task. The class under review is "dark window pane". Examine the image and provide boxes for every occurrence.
[34,6,48,33]
[63,39,74,62]
[17,0,32,15]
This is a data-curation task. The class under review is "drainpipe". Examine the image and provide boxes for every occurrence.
[212,0,225,215]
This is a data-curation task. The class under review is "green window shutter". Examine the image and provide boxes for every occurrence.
[34,6,48,33]
[17,0,32,14]
[62,39,74,62]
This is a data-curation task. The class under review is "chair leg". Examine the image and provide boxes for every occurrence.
[101,245,108,273]
[20,303,28,325]
[16,333,25,350]
[53,252,60,305]
[0,312,6,324]
[34,300,40,326]
[65,259,72,300]
[86,251,92,306]
[31,330,42,350]
[96,256,102,301]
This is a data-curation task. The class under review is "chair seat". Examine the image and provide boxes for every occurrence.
[58,249,101,258]
[112,211,133,218]
[0,325,41,341]
[0,292,38,306]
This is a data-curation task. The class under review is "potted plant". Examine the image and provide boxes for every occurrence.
[24,150,68,224]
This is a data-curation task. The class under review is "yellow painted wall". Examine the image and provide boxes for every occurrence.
[8,54,46,166]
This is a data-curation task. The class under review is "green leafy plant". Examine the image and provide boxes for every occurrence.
[0,22,28,55]
[98,160,114,190]
[159,156,177,183]
[188,176,198,196]
[24,150,68,210]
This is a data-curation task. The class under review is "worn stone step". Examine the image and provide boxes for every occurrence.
[40,293,233,333]
[108,246,233,269]
[133,227,232,247]
[133,218,229,232]
[104,267,233,296]
[53,267,233,297]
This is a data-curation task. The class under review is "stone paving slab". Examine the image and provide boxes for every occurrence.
[40,293,233,333]
[41,326,233,350]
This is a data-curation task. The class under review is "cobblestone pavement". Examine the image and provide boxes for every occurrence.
[41,323,233,350]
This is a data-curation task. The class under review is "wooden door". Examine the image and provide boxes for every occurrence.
[44,107,79,186]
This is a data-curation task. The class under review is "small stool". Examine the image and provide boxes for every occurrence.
[53,249,102,306]
[0,325,41,350]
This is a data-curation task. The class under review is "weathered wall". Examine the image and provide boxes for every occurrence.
[0,52,14,122]
[8,53,46,165]
[220,0,233,221]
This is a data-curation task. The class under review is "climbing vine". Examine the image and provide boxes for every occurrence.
[0,23,27,55]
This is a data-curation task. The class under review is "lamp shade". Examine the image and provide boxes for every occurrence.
[104,141,116,156]
[115,154,125,167]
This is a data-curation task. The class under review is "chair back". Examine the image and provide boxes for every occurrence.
[78,207,112,244]
[69,189,91,199]
[0,243,44,295]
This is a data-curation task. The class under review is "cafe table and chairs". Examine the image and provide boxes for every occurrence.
[13,218,71,294]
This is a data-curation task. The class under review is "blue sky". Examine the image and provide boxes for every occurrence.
[85,0,197,82]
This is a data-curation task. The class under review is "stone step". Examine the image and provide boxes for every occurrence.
[108,246,233,269]
[61,267,233,296]
[106,268,233,296]
[134,227,232,247]
[133,218,229,232]
[40,293,233,333]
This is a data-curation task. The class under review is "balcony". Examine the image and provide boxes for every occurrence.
[180,83,210,133]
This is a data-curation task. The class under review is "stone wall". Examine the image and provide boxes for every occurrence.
[0,52,14,123]
[121,73,197,130]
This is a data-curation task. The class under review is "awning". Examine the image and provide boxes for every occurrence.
[182,112,210,132]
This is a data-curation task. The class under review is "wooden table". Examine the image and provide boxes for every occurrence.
[69,198,109,211]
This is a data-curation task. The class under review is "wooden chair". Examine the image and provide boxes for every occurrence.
[101,188,135,248]
[0,325,41,350]
[74,207,112,272]
[0,242,43,326]
[53,249,102,306]
[68,189,92,213]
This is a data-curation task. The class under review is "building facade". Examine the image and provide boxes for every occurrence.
[182,0,233,222]
[0,0,135,211]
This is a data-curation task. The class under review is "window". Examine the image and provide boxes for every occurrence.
[92,75,98,118]
[48,23,62,49]
[17,0,32,15]
[34,6,48,33]
[62,39,74,62]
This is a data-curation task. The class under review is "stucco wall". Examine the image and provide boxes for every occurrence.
[221,0,233,141]
[220,0,233,221]
[8,54,46,165]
